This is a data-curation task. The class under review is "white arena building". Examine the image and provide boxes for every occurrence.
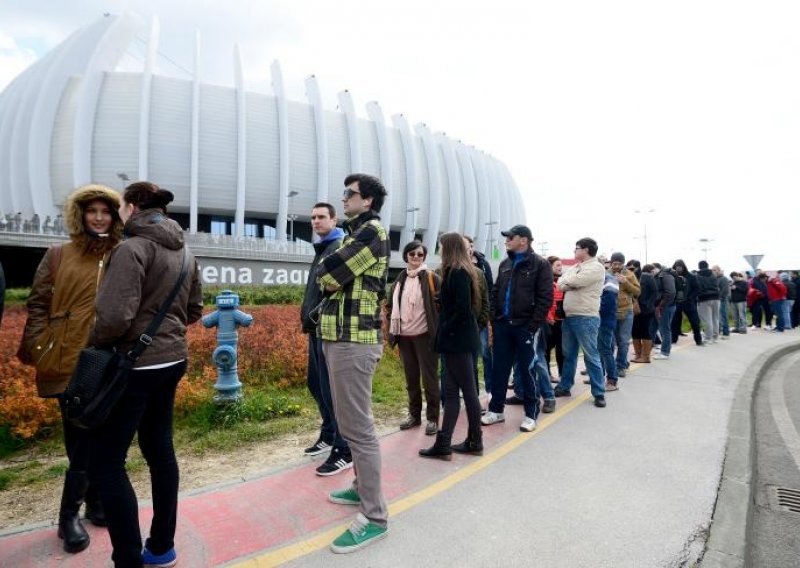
[0,12,524,285]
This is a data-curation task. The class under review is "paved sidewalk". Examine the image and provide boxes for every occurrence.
[1,330,797,567]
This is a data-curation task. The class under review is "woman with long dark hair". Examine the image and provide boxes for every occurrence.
[87,182,203,567]
[18,185,123,553]
[419,232,483,460]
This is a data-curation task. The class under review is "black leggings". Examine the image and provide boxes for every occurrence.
[88,362,185,568]
[632,312,655,340]
[441,352,482,440]
[545,321,563,377]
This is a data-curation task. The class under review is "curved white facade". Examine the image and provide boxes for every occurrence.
[0,12,525,254]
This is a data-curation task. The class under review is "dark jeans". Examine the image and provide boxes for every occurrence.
[88,362,186,568]
[441,352,482,440]
[59,397,91,472]
[671,301,702,344]
[751,298,772,327]
[545,320,564,377]
[307,334,348,449]
[489,320,540,419]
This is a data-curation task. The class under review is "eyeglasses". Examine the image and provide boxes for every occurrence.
[504,235,517,241]
[343,188,361,199]
[574,246,586,251]
[407,252,425,258]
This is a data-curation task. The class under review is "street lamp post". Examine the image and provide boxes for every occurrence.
[116,172,130,190]
[484,220,498,257]
[287,191,298,242]
[406,206,420,238]
[634,208,655,264]
[698,238,714,261]
[539,241,549,256]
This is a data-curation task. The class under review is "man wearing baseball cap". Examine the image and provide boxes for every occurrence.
[482,224,553,432]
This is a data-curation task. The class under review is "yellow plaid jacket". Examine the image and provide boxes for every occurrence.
[316,211,389,343]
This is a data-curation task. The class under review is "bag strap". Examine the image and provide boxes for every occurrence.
[49,243,63,282]
[127,248,191,362]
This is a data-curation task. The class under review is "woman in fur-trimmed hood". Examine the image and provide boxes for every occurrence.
[17,184,123,554]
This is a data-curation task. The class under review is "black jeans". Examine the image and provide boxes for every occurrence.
[671,301,702,344]
[441,352,482,440]
[58,397,91,472]
[545,320,563,377]
[88,362,186,568]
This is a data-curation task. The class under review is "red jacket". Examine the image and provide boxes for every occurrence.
[548,278,565,322]
[766,277,787,301]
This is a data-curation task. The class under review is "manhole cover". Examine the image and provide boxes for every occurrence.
[775,487,800,513]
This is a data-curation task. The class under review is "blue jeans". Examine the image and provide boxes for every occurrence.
[614,309,633,371]
[514,328,554,400]
[783,300,794,330]
[658,305,676,355]
[559,316,604,398]
[771,299,786,331]
[598,324,617,380]
[480,326,493,393]
[732,301,747,331]
[719,299,730,335]
[489,320,540,419]
[307,334,347,449]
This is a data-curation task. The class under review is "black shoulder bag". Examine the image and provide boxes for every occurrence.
[64,249,190,430]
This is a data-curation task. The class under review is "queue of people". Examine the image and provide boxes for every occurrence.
[15,172,798,564]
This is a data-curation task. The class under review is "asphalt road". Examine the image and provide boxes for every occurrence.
[749,349,800,567]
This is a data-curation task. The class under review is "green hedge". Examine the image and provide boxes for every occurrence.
[202,285,304,306]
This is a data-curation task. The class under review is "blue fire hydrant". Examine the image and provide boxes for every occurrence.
[202,290,254,404]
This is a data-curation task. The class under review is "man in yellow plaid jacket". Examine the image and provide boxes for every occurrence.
[317,173,391,554]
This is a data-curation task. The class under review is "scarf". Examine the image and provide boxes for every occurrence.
[390,263,428,336]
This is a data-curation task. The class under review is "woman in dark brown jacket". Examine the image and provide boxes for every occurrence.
[18,184,123,553]
[386,241,441,435]
[87,182,203,568]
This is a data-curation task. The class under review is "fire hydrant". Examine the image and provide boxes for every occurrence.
[202,290,253,404]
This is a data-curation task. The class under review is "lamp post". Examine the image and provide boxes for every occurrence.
[539,241,549,256]
[633,208,655,264]
[406,206,420,238]
[287,191,298,242]
[698,238,714,261]
[484,220,498,257]
[116,172,129,190]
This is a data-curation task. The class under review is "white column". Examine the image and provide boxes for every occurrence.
[337,90,361,173]
[470,148,491,255]
[365,101,392,231]
[272,60,290,241]
[436,133,462,233]
[304,75,328,203]
[189,29,200,234]
[414,123,442,253]
[138,16,159,181]
[457,143,478,241]
[392,113,418,246]
[233,44,246,238]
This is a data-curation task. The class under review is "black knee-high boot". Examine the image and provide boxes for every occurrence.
[57,471,90,553]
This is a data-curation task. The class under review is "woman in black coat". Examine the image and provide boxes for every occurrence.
[419,232,483,460]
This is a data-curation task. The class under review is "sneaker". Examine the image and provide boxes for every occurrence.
[316,448,353,477]
[304,437,332,456]
[617,368,626,378]
[594,396,607,408]
[399,416,421,430]
[542,399,556,413]
[425,421,438,436]
[550,375,560,384]
[582,378,590,385]
[520,417,537,432]
[605,381,619,391]
[328,487,361,506]
[553,386,571,397]
[580,369,588,376]
[505,395,523,405]
[142,547,177,568]
[652,352,670,360]
[721,335,730,340]
[481,411,505,425]
[330,513,388,554]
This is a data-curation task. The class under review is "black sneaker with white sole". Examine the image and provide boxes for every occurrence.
[304,438,332,456]
[316,447,354,476]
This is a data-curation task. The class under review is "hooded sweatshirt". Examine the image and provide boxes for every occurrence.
[93,208,203,368]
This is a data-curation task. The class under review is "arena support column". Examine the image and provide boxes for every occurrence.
[271,60,290,242]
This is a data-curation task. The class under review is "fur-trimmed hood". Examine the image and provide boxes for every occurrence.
[64,184,124,248]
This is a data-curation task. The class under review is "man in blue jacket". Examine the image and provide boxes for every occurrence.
[300,203,350,476]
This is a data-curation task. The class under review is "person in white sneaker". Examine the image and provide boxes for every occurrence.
[482,225,553,431]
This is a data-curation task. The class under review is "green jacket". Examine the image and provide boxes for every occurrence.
[316,211,389,343]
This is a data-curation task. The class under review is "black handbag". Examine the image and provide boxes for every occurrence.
[63,249,190,429]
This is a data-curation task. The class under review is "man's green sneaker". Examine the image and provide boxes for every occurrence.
[328,487,360,505]
[330,513,388,553]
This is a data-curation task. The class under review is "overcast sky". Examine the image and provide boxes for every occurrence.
[1,0,797,272]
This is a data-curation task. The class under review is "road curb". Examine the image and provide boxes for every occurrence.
[701,340,800,567]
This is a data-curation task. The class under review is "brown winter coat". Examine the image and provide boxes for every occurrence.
[18,184,123,396]
[91,208,203,368]
[616,268,641,319]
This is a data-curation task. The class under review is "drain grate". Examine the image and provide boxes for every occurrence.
[776,487,800,513]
